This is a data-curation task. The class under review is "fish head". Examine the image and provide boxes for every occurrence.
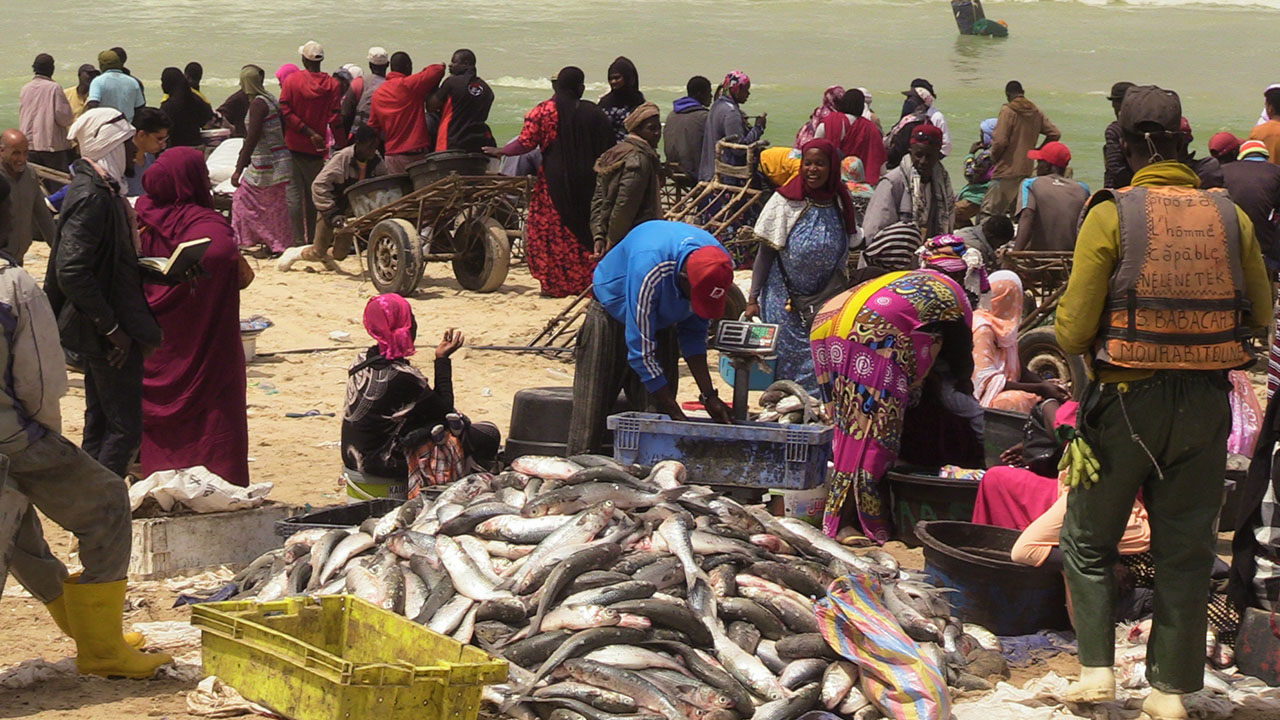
[521,502,547,518]
[616,613,650,629]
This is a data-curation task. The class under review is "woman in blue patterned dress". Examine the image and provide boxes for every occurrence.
[745,138,857,393]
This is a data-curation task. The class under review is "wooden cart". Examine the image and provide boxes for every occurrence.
[1001,249,1089,395]
[337,174,531,296]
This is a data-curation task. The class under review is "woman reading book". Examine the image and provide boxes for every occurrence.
[135,147,255,486]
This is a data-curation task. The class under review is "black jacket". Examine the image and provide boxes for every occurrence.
[45,160,161,357]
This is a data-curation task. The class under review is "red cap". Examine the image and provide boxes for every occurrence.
[910,123,944,147]
[1209,131,1241,156]
[685,246,734,320]
[1027,141,1071,168]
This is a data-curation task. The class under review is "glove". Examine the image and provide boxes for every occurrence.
[1058,431,1102,489]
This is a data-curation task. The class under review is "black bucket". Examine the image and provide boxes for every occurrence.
[274,499,402,540]
[917,520,1071,636]
[983,408,1026,468]
[407,150,490,190]
[505,386,628,460]
[887,469,980,547]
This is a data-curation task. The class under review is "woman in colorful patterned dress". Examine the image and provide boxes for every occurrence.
[810,270,984,542]
[230,64,292,256]
[487,67,614,297]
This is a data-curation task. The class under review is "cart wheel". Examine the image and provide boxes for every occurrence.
[1019,326,1089,399]
[452,217,510,292]
[707,285,748,343]
[367,218,424,295]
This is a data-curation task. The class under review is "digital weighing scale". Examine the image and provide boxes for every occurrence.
[710,320,780,422]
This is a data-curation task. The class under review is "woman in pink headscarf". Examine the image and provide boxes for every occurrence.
[275,63,300,87]
[794,85,844,148]
[340,295,500,500]
[971,270,1066,413]
[136,147,254,486]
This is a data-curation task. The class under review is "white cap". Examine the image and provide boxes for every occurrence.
[298,41,324,62]
[368,47,389,65]
[342,63,363,79]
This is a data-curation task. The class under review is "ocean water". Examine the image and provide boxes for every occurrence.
[2,0,1278,189]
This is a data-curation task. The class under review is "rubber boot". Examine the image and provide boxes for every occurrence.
[1063,666,1116,704]
[1142,689,1188,720]
[62,577,172,679]
[47,575,147,648]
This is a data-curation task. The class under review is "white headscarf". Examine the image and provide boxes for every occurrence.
[857,87,875,123]
[342,63,363,80]
[68,108,136,193]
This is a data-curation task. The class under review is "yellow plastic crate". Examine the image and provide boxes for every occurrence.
[190,595,507,720]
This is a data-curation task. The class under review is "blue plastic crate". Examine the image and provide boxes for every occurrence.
[606,412,832,490]
[717,354,776,391]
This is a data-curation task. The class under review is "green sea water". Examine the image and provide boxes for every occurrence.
[2,0,1278,189]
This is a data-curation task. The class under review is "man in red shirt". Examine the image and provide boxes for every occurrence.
[279,40,345,247]
[368,52,445,174]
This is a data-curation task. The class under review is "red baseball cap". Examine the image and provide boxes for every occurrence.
[1028,141,1071,168]
[1209,131,1241,156]
[685,246,734,320]
[910,123,944,148]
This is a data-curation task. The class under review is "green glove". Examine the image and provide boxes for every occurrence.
[1057,432,1102,489]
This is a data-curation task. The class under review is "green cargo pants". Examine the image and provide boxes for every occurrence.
[1062,371,1230,694]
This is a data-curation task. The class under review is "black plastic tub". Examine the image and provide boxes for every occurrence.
[274,499,402,540]
[505,387,627,460]
[983,408,1027,469]
[407,151,490,189]
[917,520,1071,636]
[887,469,980,547]
[344,174,412,217]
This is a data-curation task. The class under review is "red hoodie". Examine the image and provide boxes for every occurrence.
[279,70,344,156]
[368,65,445,155]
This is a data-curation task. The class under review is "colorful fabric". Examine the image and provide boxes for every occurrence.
[919,234,989,298]
[759,202,847,392]
[722,71,750,95]
[842,156,875,198]
[519,99,601,296]
[815,574,952,720]
[759,147,801,188]
[1228,369,1263,456]
[363,294,417,360]
[406,430,467,497]
[241,95,291,188]
[136,147,249,487]
[973,465,1062,530]
[810,270,972,540]
[231,180,291,252]
[795,85,844,148]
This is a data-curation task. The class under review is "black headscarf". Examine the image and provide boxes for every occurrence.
[599,56,645,110]
[160,66,213,147]
[544,66,614,250]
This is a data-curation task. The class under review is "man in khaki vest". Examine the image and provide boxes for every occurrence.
[1055,86,1272,719]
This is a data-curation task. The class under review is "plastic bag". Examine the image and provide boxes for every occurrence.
[205,139,244,185]
[128,466,272,513]
[815,574,951,720]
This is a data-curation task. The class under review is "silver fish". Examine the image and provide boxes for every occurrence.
[821,661,858,710]
[475,514,574,544]
[282,527,338,548]
[437,535,512,601]
[483,539,537,560]
[707,616,786,701]
[503,502,616,593]
[658,514,708,592]
[428,595,475,635]
[345,565,391,608]
[452,603,479,643]
[582,645,688,674]
[457,535,503,584]
[780,658,828,690]
[752,682,820,720]
[511,455,584,480]
[540,604,620,632]
[403,566,428,619]
[386,530,438,564]
[562,659,685,720]
[319,532,375,584]
[305,530,348,591]
[647,460,687,490]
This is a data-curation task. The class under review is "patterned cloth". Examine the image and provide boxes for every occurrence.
[1253,480,1280,611]
[972,270,1037,413]
[815,574,951,720]
[518,100,598,297]
[232,180,292,253]
[759,201,846,392]
[241,97,291,188]
[810,270,972,540]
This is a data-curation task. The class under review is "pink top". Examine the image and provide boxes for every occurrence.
[19,75,74,152]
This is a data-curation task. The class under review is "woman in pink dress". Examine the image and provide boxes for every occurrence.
[135,147,253,486]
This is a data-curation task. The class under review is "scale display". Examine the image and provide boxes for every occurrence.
[712,320,780,355]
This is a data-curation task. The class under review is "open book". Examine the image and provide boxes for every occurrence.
[138,238,211,279]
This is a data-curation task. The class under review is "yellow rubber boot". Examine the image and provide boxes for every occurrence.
[1063,666,1116,704]
[62,578,172,679]
[1142,689,1188,720]
[47,577,147,649]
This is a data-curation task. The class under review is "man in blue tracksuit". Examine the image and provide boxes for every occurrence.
[567,220,735,455]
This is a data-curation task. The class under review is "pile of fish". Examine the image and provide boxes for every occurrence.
[752,381,830,425]
[234,455,1003,720]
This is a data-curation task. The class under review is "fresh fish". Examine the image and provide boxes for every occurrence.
[647,460,687,490]
[840,687,872,715]
[563,465,646,486]
[373,502,408,541]
[725,620,760,654]
[415,573,456,624]
[706,615,786,701]
[708,564,737,598]
[737,583,819,634]
[766,515,881,576]
[633,556,685,591]
[319,532,375,584]
[582,645,689,674]
[533,682,639,713]
[386,530,438,564]
[775,634,840,661]
[523,483,683,518]
[962,623,1002,652]
[452,604,479,643]
[305,530,348,591]
[500,629,574,668]
[821,661,858,709]
[565,570,633,595]
[748,561,831,599]
[283,527,340,548]
[491,470,531,490]
[483,539,538,560]
[509,627,649,704]
[706,496,767,536]
[256,558,291,603]
[286,552,312,594]
[780,658,829,689]
[756,638,788,674]
[752,682,820,720]
[540,604,620,632]
[531,697,663,720]
[345,565,389,608]
[438,502,521,536]
[409,555,445,589]
[403,566,428,618]
[511,456,583,480]
[473,620,519,648]
[881,581,944,643]
[616,613,653,630]
[562,659,686,720]
[428,595,475,635]
[644,641,755,715]
[644,669,736,710]
[608,598,712,646]
[437,535,512,601]
[504,502,616,593]
[495,486,528,508]
[529,543,622,634]
[689,531,761,558]
[437,504,466,525]
[476,513,572,544]
[716,597,786,640]
[613,551,664,574]
[476,596,530,624]
[457,535,503,584]
[560,580,656,608]
[658,514,708,592]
